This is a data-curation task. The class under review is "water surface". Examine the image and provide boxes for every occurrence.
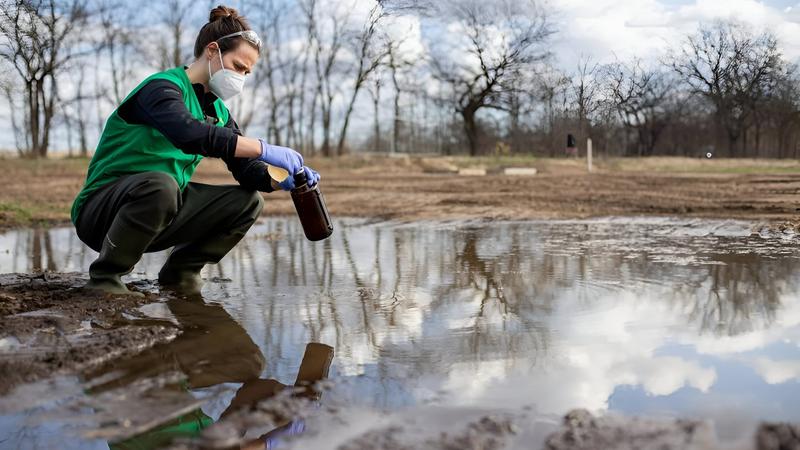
[1,217,799,449]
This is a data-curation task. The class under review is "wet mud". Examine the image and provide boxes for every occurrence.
[544,410,800,450]
[0,271,335,448]
[0,272,178,397]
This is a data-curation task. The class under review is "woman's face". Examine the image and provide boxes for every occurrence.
[207,41,259,78]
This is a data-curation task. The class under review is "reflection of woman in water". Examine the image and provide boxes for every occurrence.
[71,4,320,296]
[86,296,331,449]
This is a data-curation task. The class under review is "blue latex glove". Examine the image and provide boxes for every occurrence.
[278,176,295,191]
[304,166,320,187]
[277,166,320,191]
[258,139,304,176]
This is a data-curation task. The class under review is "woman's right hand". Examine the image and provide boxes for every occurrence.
[258,139,304,175]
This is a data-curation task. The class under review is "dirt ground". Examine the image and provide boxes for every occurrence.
[1,155,800,447]
[2,155,798,393]
[0,273,179,397]
[1,155,800,230]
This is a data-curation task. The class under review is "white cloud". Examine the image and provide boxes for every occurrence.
[548,0,679,66]
[383,14,426,61]
[548,0,800,68]
[752,357,800,384]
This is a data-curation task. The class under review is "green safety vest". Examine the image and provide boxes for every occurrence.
[109,408,214,450]
[70,67,230,224]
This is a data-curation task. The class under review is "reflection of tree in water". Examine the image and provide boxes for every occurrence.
[5,221,797,359]
[436,227,552,363]
[5,228,103,273]
[213,220,800,385]
[30,228,56,272]
[1,220,798,424]
[669,248,789,336]
[8,220,796,407]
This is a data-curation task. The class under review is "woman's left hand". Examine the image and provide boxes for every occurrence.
[304,166,320,187]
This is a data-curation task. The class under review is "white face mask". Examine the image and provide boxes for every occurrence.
[207,47,245,100]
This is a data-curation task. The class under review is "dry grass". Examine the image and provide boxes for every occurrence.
[1,154,799,230]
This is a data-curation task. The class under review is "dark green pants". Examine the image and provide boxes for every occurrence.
[75,171,264,282]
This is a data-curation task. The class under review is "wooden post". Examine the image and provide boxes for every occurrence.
[587,138,593,172]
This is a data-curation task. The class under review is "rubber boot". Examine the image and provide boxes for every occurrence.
[157,264,204,296]
[157,221,257,295]
[158,195,262,295]
[85,221,153,298]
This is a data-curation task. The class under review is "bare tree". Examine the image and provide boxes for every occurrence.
[670,21,782,156]
[367,75,382,152]
[430,0,553,156]
[335,4,387,156]
[384,30,416,154]
[496,66,543,154]
[1,80,25,154]
[606,59,676,156]
[299,0,319,154]
[62,63,91,155]
[569,56,601,153]
[96,0,139,106]
[303,0,347,157]
[245,0,288,143]
[534,67,570,156]
[289,32,312,151]
[0,0,90,157]
[765,67,800,158]
[156,0,193,70]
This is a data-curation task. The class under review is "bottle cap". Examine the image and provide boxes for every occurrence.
[293,167,308,187]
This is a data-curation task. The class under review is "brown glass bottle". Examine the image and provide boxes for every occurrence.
[291,168,333,241]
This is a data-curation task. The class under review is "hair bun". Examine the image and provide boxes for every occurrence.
[209,5,239,22]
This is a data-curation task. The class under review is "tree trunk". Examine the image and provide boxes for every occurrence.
[28,80,40,158]
[307,90,318,156]
[285,93,296,148]
[754,121,761,156]
[509,94,520,154]
[336,85,361,156]
[172,23,182,67]
[321,97,332,157]
[391,65,400,154]
[462,108,479,156]
[372,82,380,152]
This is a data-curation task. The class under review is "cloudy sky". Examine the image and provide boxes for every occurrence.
[6,0,800,153]
[546,0,800,67]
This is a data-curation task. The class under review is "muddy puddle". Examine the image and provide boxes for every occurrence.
[1,217,799,449]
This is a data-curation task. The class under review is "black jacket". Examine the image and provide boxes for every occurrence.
[118,78,272,192]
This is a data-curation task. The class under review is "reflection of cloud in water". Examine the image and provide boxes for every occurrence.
[439,288,719,413]
[752,357,800,384]
[690,297,800,356]
[1,218,799,436]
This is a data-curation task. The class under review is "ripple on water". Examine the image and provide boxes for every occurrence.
[0,217,798,448]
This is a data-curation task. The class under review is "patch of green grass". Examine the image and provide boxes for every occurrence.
[618,164,800,175]
[679,165,800,174]
[0,202,35,225]
[0,202,69,229]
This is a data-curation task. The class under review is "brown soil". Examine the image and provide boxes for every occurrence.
[0,273,179,397]
[545,409,800,450]
[1,155,799,230]
[202,156,800,224]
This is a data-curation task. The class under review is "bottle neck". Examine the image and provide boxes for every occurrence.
[293,182,312,193]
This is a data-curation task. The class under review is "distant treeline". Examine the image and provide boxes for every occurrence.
[0,0,797,158]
